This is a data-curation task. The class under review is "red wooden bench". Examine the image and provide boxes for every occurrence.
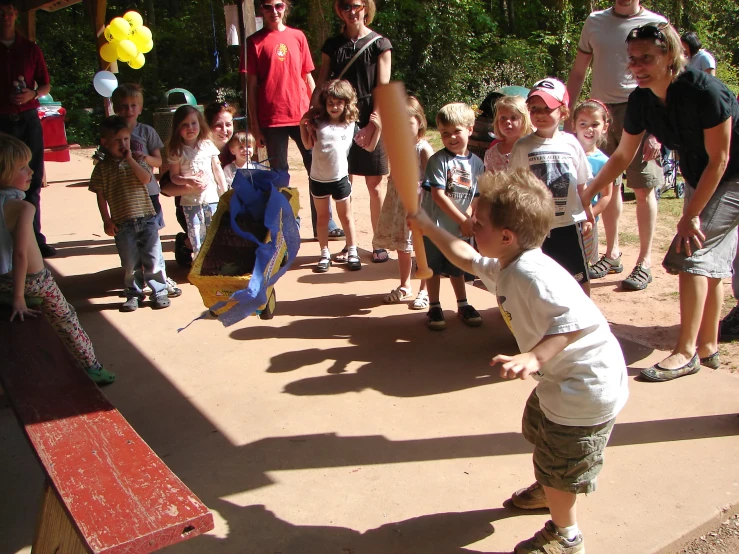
[0,313,214,553]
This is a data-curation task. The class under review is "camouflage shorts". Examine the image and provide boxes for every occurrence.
[522,390,615,494]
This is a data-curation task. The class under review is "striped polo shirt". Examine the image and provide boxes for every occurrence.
[89,157,155,224]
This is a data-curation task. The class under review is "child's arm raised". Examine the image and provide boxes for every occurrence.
[124,148,153,185]
[430,188,474,237]
[96,191,118,237]
[358,113,383,152]
[492,330,584,380]
[10,202,42,321]
[299,114,315,150]
[409,208,478,275]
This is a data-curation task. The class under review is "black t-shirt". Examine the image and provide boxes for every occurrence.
[321,32,392,125]
[623,67,739,188]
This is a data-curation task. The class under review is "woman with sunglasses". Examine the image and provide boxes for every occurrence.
[242,0,343,241]
[582,22,739,382]
[312,0,392,263]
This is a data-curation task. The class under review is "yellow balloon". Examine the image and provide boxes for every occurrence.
[104,25,115,42]
[100,41,118,63]
[124,11,143,28]
[131,26,152,49]
[138,39,154,54]
[116,40,138,63]
[128,53,146,70]
[109,17,131,41]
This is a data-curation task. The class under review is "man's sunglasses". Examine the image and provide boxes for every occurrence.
[340,3,364,13]
[261,2,286,12]
[626,23,669,43]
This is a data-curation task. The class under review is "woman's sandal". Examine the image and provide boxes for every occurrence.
[700,351,720,369]
[384,287,412,304]
[372,248,389,263]
[347,253,362,271]
[334,247,349,263]
[315,256,331,273]
[411,290,429,310]
[640,353,700,382]
[327,228,345,241]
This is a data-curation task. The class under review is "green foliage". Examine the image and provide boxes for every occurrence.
[29,0,739,145]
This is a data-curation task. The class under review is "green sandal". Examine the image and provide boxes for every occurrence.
[622,263,652,291]
[85,363,116,386]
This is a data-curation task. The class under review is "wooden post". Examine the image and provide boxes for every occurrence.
[32,483,88,554]
[83,0,113,116]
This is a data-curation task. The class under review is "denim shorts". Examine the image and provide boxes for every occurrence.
[522,390,615,494]
[663,177,739,278]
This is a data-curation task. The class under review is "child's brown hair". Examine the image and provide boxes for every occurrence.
[168,105,211,157]
[477,168,554,250]
[0,132,31,187]
[111,83,144,110]
[227,131,255,151]
[572,99,612,147]
[407,95,427,139]
[317,80,359,124]
[99,115,130,140]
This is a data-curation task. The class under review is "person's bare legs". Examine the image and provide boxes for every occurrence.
[334,196,357,252]
[697,277,722,359]
[632,187,658,268]
[450,273,467,301]
[397,251,412,291]
[602,184,621,260]
[314,196,331,253]
[427,275,441,304]
[658,272,708,369]
[364,175,385,234]
[542,486,577,529]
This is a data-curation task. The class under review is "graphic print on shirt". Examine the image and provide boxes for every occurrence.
[529,152,572,219]
[497,295,513,333]
[445,165,474,205]
[275,43,288,62]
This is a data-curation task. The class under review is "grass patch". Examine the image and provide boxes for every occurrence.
[619,231,640,246]
[658,196,684,219]
[426,129,443,152]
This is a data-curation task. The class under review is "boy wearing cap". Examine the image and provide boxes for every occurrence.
[510,77,593,296]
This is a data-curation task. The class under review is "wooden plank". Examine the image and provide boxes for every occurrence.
[33,483,89,554]
[0,315,214,553]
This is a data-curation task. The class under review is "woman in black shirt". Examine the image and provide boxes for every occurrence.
[583,22,739,382]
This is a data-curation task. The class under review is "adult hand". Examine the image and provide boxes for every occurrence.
[251,127,266,149]
[675,214,705,256]
[10,298,41,322]
[10,88,36,106]
[642,135,661,162]
[354,125,374,148]
[492,352,540,380]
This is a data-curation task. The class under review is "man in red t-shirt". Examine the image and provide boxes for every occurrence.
[1,0,54,256]
[242,0,342,239]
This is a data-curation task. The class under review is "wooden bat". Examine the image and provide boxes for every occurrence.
[375,82,433,280]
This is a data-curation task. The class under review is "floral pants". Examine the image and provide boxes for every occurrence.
[0,268,97,369]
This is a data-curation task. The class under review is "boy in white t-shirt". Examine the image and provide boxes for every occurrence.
[410,168,629,554]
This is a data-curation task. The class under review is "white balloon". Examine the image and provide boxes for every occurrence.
[93,70,118,98]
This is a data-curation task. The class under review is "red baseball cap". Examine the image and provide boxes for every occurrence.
[528,78,570,110]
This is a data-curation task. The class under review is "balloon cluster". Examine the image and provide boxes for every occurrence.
[99,11,153,70]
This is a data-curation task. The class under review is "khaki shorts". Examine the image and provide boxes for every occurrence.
[606,102,664,190]
[522,390,615,494]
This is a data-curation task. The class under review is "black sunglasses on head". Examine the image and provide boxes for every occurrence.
[626,23,668,43]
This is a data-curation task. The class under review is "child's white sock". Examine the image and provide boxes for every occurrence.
[556,523,580,541]
[321,247,330,259]
[457,298,469,309]
[347,245,358,257]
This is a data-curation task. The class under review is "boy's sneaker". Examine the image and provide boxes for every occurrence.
[588,253,623,279]
[514,520,585,554]
[166,277,182,298]
[427,307,446,331]
[120,297,139,312]
[458,304,482,327]
[719,304,739,342]
[511,481,548,510]
[152,293,171,310]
